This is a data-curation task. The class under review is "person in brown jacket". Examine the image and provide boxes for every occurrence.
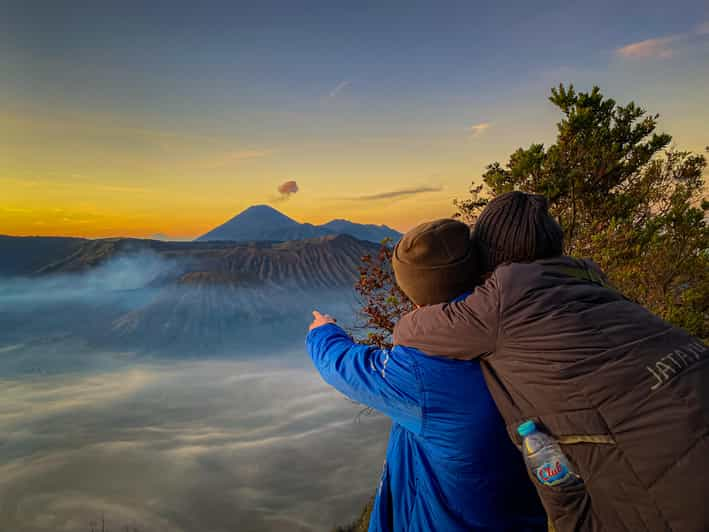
[392,191,709,532]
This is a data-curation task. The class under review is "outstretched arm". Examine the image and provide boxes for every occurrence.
[307,317,422,435]
[392,274,500,360]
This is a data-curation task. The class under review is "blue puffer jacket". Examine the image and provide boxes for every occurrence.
[307,323,547,532]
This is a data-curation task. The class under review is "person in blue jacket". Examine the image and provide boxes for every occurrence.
[306,219,547,532]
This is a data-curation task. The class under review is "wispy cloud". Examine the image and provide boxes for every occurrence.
[616,21,709,59]
[696,20,709,36]
[469,122,490,137]
[616,36,676,58]
[329,80,351,98]
[349,185,443,201]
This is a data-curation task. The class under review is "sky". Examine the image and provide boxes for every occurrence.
[2,0,708,238]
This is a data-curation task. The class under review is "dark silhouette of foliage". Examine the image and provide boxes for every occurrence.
[354,238,414,348]
[457,85,708,339]
[332,496,375,532]
[453,183,487,224]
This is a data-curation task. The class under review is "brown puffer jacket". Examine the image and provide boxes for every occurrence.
[393,256,709,532]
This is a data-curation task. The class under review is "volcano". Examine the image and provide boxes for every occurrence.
[196,205,401,244]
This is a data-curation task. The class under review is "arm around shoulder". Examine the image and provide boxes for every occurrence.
[392,273,500,360]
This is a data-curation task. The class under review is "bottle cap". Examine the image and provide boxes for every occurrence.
[517,420,537,437]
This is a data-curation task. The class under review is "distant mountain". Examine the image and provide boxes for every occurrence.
[196,205,326,242]
[320,219,401,243]
[0,235,87,276]
[196,205,401,244]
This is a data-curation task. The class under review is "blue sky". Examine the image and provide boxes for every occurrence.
[2,0,708,236]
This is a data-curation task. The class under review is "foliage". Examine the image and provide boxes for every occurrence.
[332,496,374,532]
[456,85,708,339]
[354,238,414,348]
[452,183,487,224]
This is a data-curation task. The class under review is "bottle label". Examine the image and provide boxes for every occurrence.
[535,460,571,486]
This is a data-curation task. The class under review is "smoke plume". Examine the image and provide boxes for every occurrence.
[276,180,299,200]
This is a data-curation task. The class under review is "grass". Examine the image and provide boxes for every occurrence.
[332,496,374,532]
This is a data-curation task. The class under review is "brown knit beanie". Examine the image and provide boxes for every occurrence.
[392,219,479,306]
[474,191,564,272]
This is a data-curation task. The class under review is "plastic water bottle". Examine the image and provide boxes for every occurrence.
[518,420,580,487]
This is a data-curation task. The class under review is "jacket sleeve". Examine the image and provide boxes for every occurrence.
[306,323,422,434]
[393,273,500,360]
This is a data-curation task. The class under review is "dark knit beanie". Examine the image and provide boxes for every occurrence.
[392,219,479,306]
[474,191,564,272]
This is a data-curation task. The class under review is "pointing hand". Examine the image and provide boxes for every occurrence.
[309,310,337,331]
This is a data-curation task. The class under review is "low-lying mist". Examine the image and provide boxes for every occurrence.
[0,359,388,532]
[0,252,360,358]
[0,248,385,531]
[0,251,180,304]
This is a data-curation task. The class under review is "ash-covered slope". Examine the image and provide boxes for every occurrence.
[0,234,376,353]
[34,233,376,289]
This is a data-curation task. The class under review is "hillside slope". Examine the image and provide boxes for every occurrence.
[0,234,377,353]
[30,234,376,288]
[0,235,87,276]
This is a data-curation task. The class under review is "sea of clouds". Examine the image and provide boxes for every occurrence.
[0,358,389,531]
[0,252,384,531]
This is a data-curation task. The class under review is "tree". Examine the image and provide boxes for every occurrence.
[354,238,414,348]
[459,85,708,339]
[361,85,708,341]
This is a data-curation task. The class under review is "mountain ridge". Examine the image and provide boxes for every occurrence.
[196,205,401,243]
[0,233,379,288]
[0,233,377,352]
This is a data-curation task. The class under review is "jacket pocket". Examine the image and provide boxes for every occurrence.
[536,480,598,532]
[507,409,614,479]
[507,411,610,531]
[517,410,613,442]
[509,409,666,532]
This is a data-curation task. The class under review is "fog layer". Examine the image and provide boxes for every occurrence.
[0,358,388,531]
